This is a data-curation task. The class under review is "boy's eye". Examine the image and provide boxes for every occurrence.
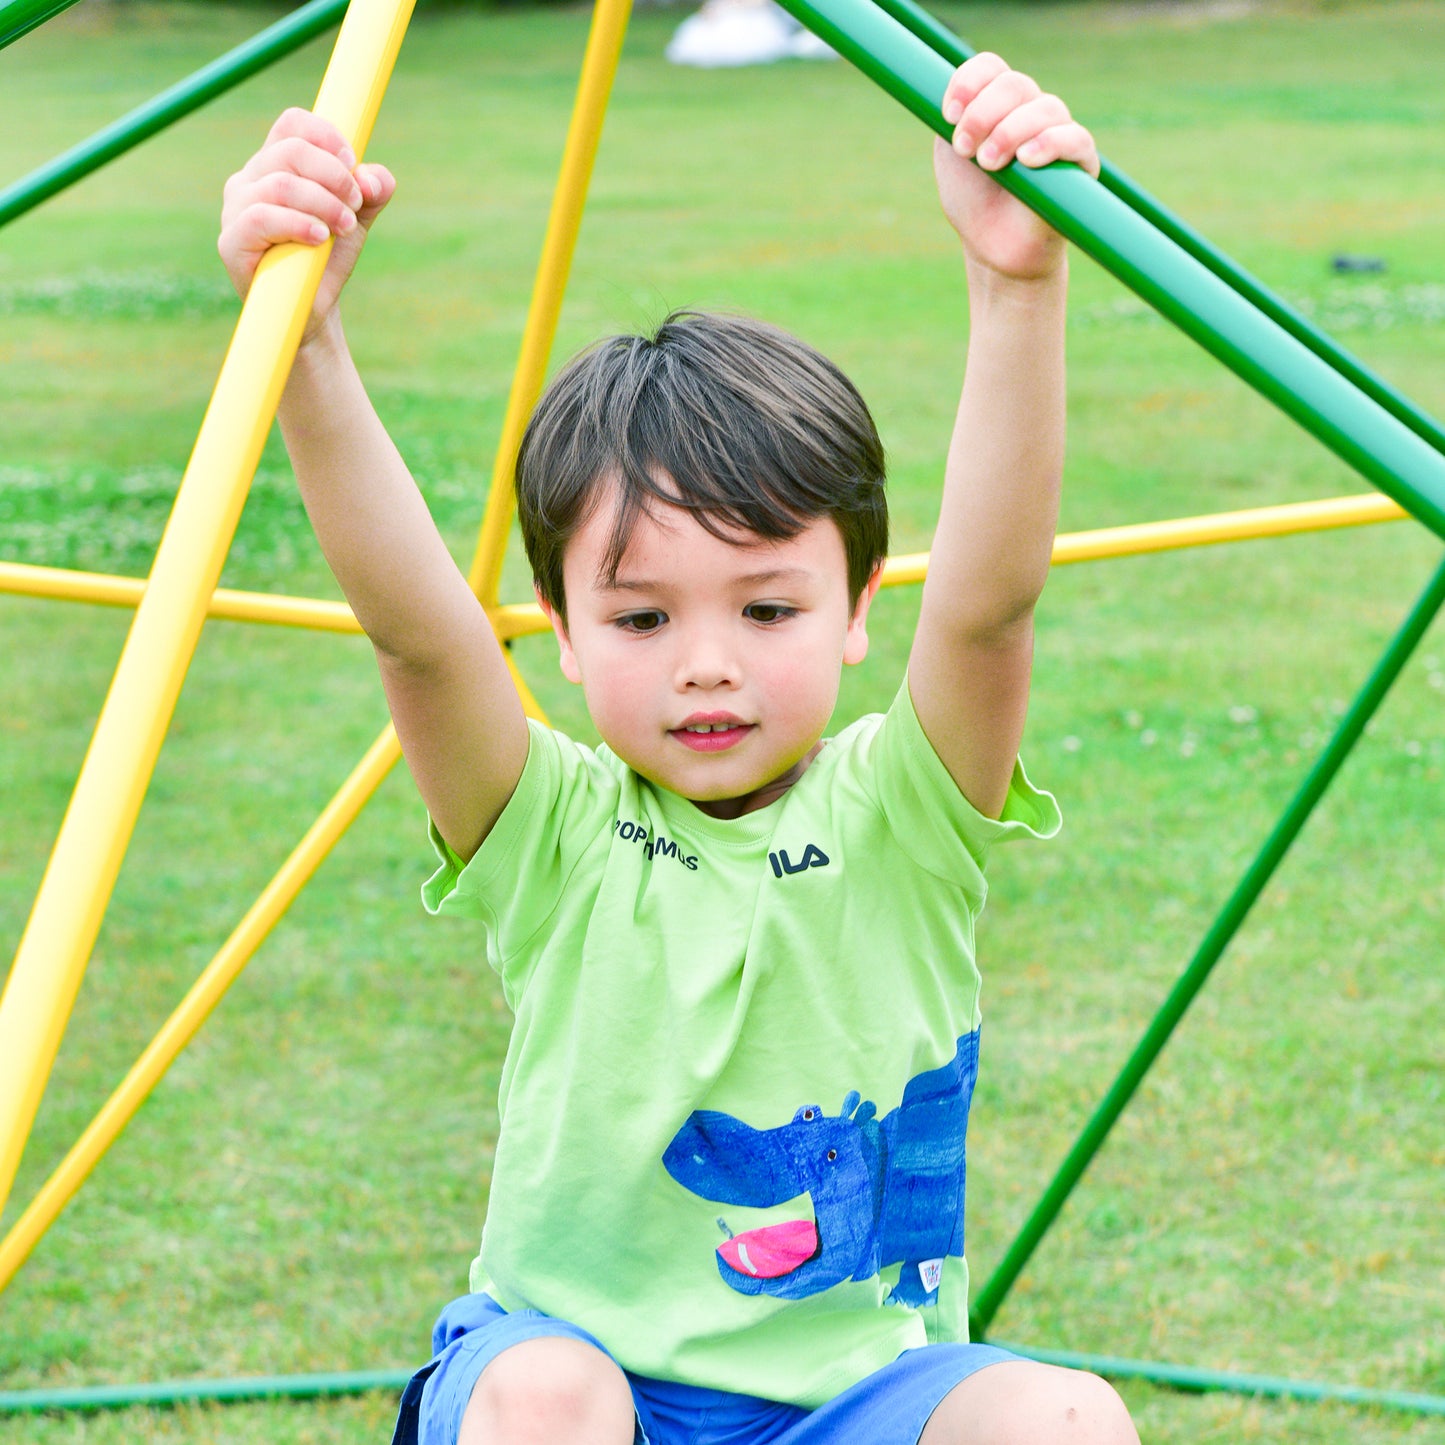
[745,603,795,625]
[616,610,666,633]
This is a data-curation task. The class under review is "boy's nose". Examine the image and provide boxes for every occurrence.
[675,628,740,691]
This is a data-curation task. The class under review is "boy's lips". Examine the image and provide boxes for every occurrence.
[671,714,752,752]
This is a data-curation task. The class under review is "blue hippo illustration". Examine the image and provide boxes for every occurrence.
[662,1030,980,1307]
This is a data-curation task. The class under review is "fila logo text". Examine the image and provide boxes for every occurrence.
[768,844,830,878]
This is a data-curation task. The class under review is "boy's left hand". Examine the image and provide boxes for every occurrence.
[935,53,1099,281]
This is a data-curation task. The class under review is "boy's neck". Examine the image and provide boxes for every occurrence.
[677,741,825,820]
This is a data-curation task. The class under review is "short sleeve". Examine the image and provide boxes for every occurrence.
[859,678,1061,897]
[420,721,620,991]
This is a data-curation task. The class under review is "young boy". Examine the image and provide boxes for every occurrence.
[220,52,1137,1445]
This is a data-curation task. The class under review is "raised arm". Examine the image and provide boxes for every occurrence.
[908,56,1099,819]
[219,110,528,860]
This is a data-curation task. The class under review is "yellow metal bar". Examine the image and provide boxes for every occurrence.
[0,730,402,1294]
[0,638,552,1291]
[0,0,417,1217]
[881,491,1408,589]
[466,0,634,605]
[1050,491,1407,566]
[4,492,1407,645]
[490,602,553,642]
[0,561,363,632]
[504,642,548,722]
[0,0,617,1252]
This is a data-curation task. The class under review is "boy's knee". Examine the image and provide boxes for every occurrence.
[1050,1369,1137,1442]
[458,1336,635,1445]
[923,1360,1138,1445]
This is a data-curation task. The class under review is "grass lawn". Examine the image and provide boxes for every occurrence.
[2,0,1442,1440]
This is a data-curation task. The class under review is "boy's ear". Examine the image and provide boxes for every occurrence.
[535,586,582,684]
[843,564,885,667]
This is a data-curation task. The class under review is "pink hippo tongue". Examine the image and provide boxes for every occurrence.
[718,1220,819,1279]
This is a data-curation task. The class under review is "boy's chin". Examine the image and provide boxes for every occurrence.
[679,758,819,819]
[619,758,773,814]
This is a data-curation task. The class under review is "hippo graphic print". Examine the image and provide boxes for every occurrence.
[662,1031,980,1308]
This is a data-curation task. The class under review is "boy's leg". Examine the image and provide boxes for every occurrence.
[458,1336,636,1445]
[919,1360,1137,1445]
[761,1345,1136,1445]
[392,1294,643,1445]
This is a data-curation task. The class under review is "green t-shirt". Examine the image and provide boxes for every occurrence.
[423,679,1059,1408]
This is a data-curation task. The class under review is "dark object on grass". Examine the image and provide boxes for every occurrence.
[1331,255,1387,274]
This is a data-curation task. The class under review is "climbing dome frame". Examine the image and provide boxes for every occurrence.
[0,0,1441,1427]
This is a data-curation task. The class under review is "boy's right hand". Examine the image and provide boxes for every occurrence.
[218,108,396,342]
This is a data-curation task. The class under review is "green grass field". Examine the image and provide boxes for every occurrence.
[2,1,1442,1440]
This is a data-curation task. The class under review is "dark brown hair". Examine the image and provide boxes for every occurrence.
[516,311,888,619]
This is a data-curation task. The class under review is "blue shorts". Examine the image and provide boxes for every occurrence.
[390,1294,1021,1445]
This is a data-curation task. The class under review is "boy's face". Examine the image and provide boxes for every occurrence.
[539,483,879,819]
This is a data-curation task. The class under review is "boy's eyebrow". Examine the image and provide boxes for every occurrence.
[603,566,817,593]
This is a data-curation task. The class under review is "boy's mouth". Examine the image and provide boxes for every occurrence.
[672,716,752,752]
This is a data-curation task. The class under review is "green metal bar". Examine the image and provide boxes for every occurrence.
[867,0,1445,459]
[771,0,1445,541]
[0,0,82,50]
[0,1369,412,1414]
[969,551,1445,1337]
[996,1343,1445,1417]
[866,0,963,66]
[1096,172,1445,458]
[2,1350,1437,1419]
[5,0,1434,1417]
[801,0,1445,1362]
[0,0,348,230]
